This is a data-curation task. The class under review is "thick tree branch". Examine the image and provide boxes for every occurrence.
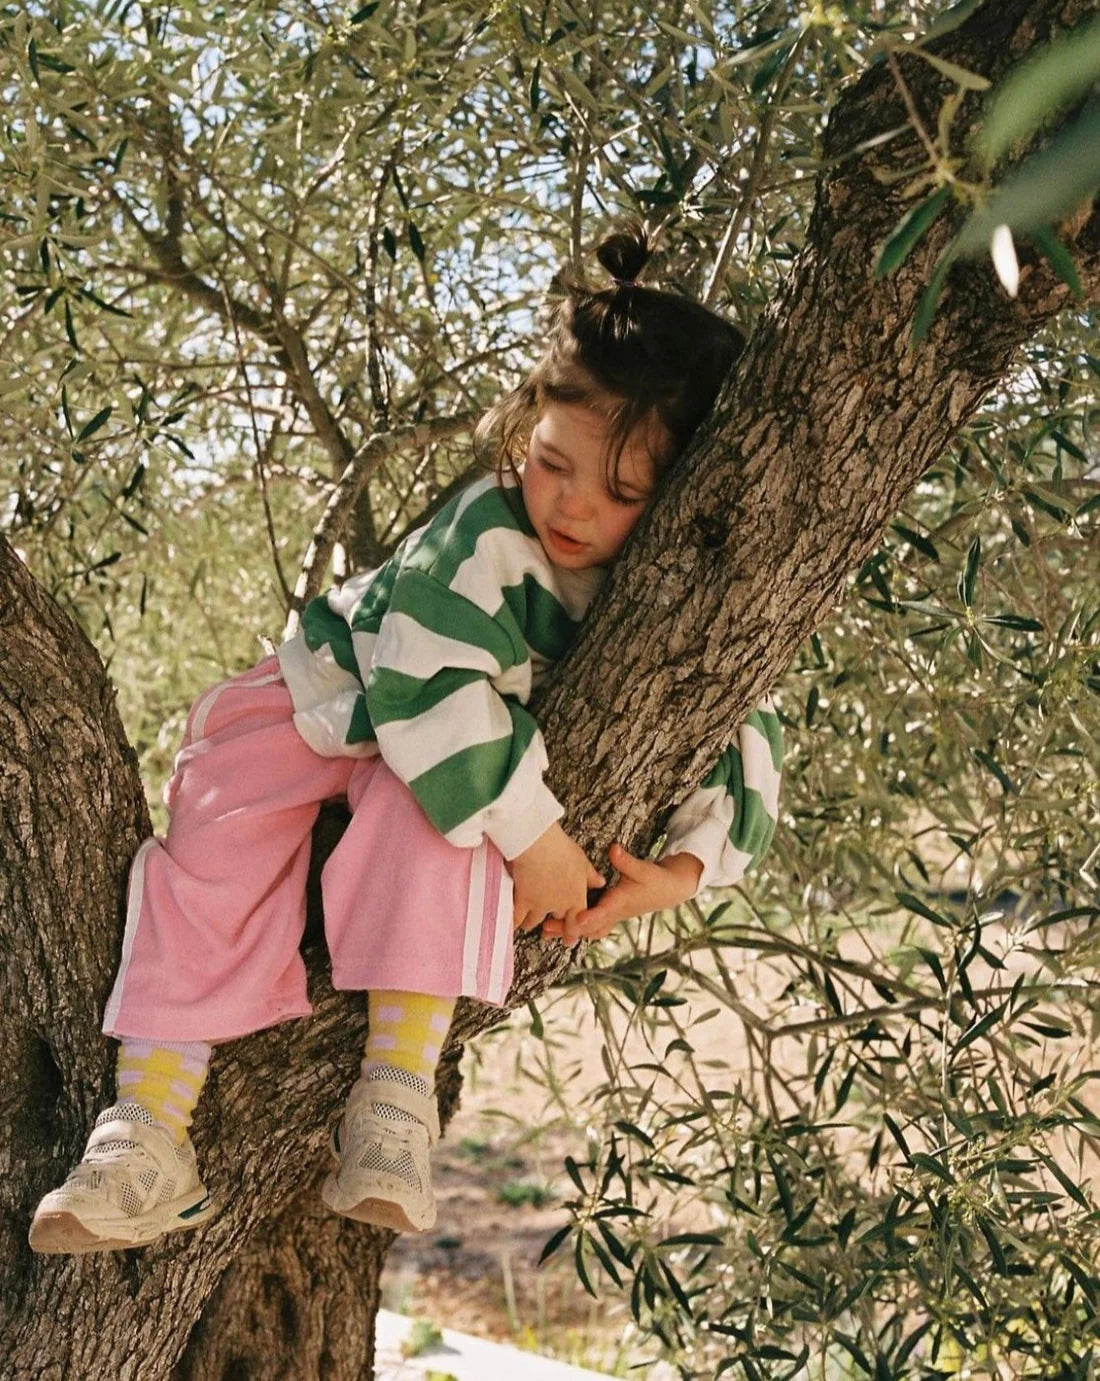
[534,0,1100,878]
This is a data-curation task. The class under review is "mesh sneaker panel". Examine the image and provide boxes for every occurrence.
[373,1101,418,1123]
[138,1169,158,1192]
[365,1067,432,1126]
[118,1182,144,1217]
[157,1178,177,1205]
[367,1065,432,1095]
[353,1141,422,1191]
[96,1102,156,1129]
[93,1140,143,1155]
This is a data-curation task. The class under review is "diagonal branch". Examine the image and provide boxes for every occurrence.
[282,413,478,637]
[112,188,383,562]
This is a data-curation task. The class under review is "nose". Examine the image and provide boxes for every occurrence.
[556,478,594,520]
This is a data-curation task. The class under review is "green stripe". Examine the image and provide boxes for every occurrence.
[702,741,741,794]
[702,741,778,870]
[367,664,488,727]
[346,692,378,745]
[385,569,524,670]
[301,598,359,676]
[407,710,540,835]
[734,786,776,867]
[349,559,400,635]
[499,575,579,662]
[405,483,533,588]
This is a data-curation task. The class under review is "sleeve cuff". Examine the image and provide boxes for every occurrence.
[659,815,733,892]
[485,781,565,860]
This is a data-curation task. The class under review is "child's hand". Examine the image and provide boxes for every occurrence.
[511,823,606,933]
[541,845,703,943]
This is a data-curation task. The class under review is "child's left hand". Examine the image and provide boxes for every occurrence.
[539,844,703,944]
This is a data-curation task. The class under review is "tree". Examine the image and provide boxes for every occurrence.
[2,0,1098,1376]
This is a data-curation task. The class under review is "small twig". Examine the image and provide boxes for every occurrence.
[365,153,398,432]
[703,32,807,308]
[383,457,483,550]
[569,129,592,274]
[883,44,942,169]
[209,189,293,610]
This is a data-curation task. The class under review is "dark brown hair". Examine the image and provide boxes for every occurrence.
[477,222,746,495]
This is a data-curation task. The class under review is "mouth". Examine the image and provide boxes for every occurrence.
[547,527,585,556]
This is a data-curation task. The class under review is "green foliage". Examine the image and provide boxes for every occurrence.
[534,325,1100,1376]
[976,18,1100,170]
[872,18,1099,336]
[2,1,1098,1375]
[499,1179,558,1208]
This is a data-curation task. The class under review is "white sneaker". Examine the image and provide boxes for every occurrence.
[28,1103,213,1253]
[321,1074,440,1233]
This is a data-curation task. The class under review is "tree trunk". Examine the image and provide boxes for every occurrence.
[2,0,1098,1377]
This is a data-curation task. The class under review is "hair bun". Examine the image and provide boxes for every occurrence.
[595,222,651,286]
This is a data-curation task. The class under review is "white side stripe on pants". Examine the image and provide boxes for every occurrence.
[101,836,158,1032]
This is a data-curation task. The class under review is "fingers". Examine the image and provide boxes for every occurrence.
[586,861,607,890]
[562,910,588,945]
[608,842,649,879]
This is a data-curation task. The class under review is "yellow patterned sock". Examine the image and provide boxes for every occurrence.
[364,991,454,1087]
[114,1038,212,1144]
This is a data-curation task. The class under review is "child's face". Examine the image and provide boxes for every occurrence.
[521,400,661,570]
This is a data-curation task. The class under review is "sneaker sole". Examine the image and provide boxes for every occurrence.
[323,1130,434,1234]
[29,1195,214,1254]
[323,1190,432,1234]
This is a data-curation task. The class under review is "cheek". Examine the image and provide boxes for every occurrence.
[603,504,645,551]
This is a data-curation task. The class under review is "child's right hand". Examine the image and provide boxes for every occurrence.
[511,823,605,933]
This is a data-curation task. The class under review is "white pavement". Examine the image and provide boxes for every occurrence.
[374,1308,656,1380]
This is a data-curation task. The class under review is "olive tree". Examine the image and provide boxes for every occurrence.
[2,0,1098,1376]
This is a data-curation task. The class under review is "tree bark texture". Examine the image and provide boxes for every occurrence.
[2,1,1098,1377]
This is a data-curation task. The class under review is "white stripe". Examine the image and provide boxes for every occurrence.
[278,637,360,713]
[102,837,158,1031]
[373,678,516,781]
[324,567,381,620]
[374,609,503,681]
[487,865,513,1004]
[449,522,603,623]
[463,845,487,992]
[350,629,378,675]
[741,720,782,817]
[374,610,531,701]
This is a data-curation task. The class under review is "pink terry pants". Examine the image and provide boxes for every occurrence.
[102,658,514,1042]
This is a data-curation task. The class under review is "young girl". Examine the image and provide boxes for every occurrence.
[29,225,783,1252]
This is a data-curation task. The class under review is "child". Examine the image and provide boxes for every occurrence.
[29,225,783,1252]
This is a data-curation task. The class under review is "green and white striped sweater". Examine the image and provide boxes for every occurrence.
[277,473,783,887]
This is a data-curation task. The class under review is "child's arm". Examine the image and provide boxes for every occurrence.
[542,696,783,942]
[365,567,559,858]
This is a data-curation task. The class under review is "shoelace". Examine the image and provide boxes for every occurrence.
[65,1143,149,1186]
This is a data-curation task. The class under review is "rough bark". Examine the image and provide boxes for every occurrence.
[1,0,1098,1378]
